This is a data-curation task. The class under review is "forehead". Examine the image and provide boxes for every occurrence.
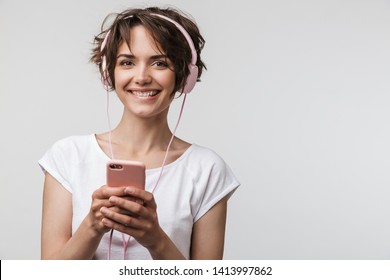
[117,25,164,55]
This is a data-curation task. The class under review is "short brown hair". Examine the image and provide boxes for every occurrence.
[90,6,206,93]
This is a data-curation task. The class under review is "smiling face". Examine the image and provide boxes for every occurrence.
[114,25,176,120]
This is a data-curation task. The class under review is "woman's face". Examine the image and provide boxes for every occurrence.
[114,25,176,120]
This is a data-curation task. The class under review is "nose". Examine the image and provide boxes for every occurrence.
[134,65,152,85]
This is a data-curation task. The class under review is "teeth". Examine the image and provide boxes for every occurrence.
[131,91,158,97]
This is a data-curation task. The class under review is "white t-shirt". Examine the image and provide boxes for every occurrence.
[39,134,240,259]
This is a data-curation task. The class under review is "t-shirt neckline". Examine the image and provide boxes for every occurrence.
[91,134,195,173]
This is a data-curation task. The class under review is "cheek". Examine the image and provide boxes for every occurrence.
[114,72,135,91]
[157,72,176,90]
[114,69,128,85]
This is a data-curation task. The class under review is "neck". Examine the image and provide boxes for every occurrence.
[110,109,172,157]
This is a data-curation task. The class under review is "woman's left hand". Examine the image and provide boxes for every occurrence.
[99,186,163,250]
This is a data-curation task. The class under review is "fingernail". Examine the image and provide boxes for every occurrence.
[109,196,118,203]
[100,207,108,214]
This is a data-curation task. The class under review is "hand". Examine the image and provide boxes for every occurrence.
[99,186,163,250]
[88,185,128,235]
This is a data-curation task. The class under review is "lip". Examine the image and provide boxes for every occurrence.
[127,89,160,99]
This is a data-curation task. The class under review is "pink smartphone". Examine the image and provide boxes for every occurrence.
[106,159,146,189]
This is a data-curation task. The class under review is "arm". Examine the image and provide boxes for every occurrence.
[190,197,228,259]
[41,173,122,259]
[41,173,73,259]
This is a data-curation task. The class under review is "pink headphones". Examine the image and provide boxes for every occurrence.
[100,13,198,94]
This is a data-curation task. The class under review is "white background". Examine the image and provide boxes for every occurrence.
[1,0,390,259]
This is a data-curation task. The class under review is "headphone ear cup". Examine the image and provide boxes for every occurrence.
[181,64,198,94]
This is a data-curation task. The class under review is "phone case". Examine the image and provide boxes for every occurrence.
[106,159,146,189]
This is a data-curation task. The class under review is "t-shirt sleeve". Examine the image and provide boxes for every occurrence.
[192,151,240,222]
[38,138,73,193]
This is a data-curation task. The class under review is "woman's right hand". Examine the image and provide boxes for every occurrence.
[89,185,129,235]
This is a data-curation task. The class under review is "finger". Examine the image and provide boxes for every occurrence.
[93,185,128,199]
[101,218,144,237]
[107,205,135,217]
[124,187,157,209]
[91,198,113,214]
[100,207,144,229]
[121,195,143,204]
[108,196,148,218]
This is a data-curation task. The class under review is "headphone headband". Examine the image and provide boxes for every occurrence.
[101,13,198,94]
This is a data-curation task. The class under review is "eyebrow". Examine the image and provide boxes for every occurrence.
[116,54,168,60]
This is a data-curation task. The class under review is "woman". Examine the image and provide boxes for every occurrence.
[39,6,239,260]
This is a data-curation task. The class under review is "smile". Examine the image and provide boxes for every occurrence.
[130,90,159,98]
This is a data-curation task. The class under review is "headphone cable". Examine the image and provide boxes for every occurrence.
[106,91,187,259]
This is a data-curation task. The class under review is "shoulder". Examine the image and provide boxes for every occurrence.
[183,144,240,222]
[182,144,234,177]
[50,134,93,149]
[186,144,226,165]
[48,134,95,154]
[43,134,97,163]
[38,135,95,191]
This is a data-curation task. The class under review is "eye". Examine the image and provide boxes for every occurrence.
[118,60,134,67]
[152,61,169,68]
